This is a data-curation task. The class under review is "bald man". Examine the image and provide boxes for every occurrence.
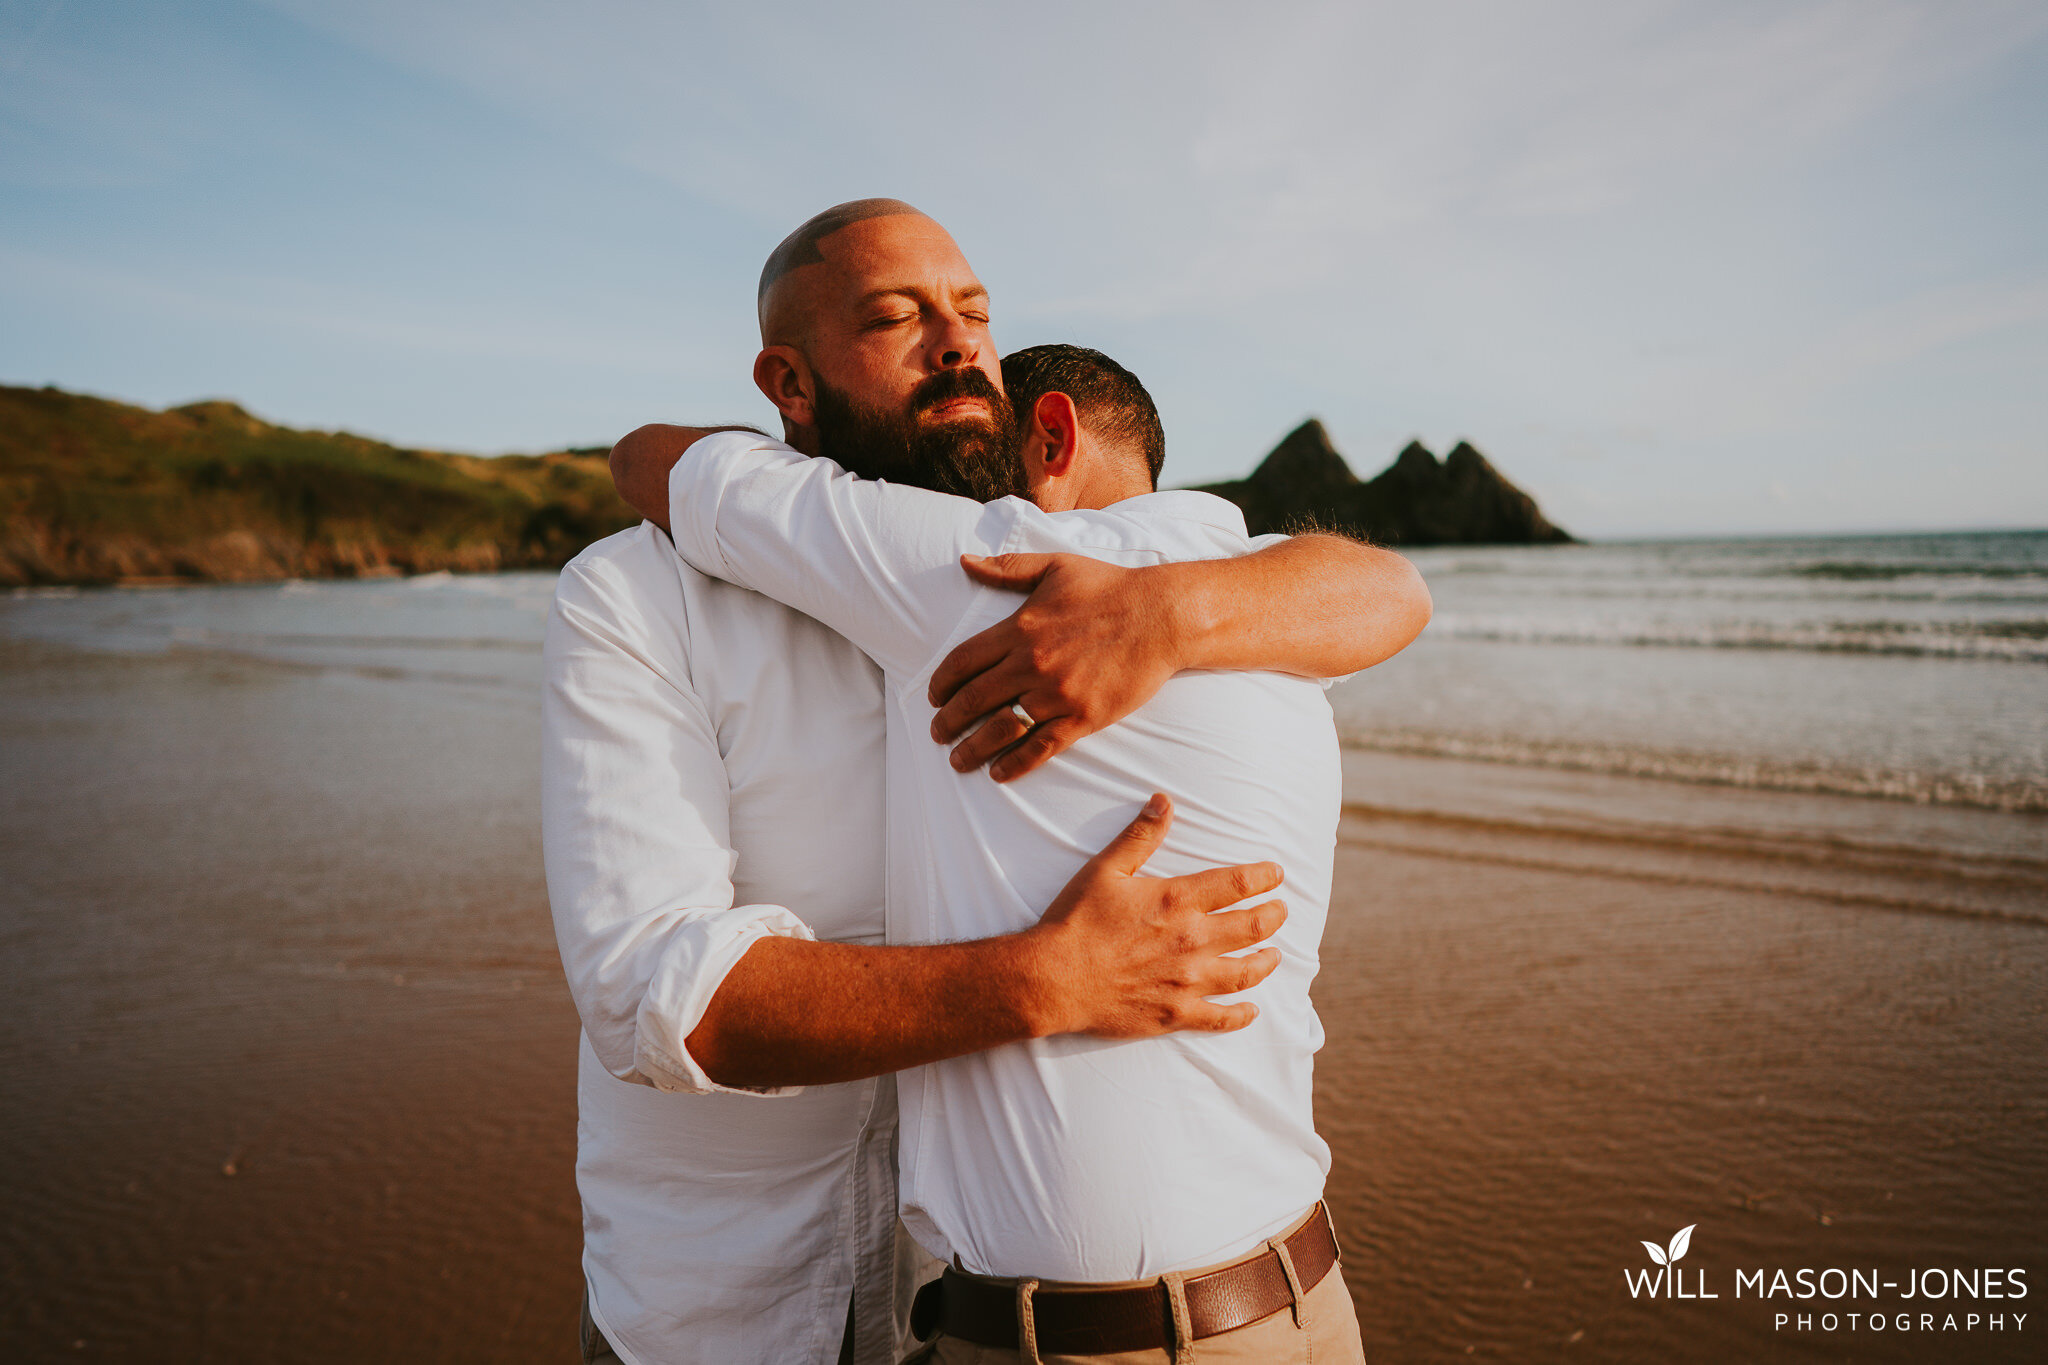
[547,201,1427,1364]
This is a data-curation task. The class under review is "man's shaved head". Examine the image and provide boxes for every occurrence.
[758,197,924,340]
[749,198,1010,496]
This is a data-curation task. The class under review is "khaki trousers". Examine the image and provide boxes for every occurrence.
[903,1249,1366,1364]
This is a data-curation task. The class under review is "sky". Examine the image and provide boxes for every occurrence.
[2,0,2044,538]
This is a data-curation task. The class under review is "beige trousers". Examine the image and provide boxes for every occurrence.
[904,1257,1366,1365]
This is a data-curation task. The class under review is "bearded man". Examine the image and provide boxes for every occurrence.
[544,199,1430,1364]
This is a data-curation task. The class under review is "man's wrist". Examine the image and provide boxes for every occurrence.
[1002,925,1079,1040]
[1153,560,1223,673]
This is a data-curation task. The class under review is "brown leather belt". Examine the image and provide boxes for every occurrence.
[922,1204,1340,1356]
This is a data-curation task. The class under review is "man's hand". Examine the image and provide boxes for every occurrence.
[928,553,1186,781]
[683,791,1283,1087]
[1019,793,1285,1038]
[930,534,1432,781]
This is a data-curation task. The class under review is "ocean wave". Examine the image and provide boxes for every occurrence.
[1410,533,2048,591]
[1418,559,2048,585]
[162,627,541,653]
[1426,614,2048,661]
[1341,730,2048,813]
[1792,561,2048,582]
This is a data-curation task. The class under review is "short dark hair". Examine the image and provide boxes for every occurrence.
[1000,344,1166,486]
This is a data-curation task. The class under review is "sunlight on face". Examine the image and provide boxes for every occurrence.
[791,214,1006,425]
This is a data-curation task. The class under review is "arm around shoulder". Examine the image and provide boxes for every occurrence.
[1169,531,1433,678]
[609,423,767,531]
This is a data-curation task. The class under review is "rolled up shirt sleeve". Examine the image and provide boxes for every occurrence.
[542,540,813,1097]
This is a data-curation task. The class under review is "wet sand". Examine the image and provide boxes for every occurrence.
[1320,768,2047,1363]
[0,640,584,1360]
[1,636,2042,1362]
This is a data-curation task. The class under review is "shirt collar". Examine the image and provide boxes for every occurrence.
[1095,489,1250,537]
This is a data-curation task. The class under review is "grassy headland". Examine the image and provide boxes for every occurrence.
[0,384,638,586]
[2,384,1576,588]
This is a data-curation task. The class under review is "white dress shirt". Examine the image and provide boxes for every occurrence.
[666,432,1341,1283]
[542,523,928,1365]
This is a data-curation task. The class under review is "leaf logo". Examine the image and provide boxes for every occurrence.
[1642,1224,1696,1266]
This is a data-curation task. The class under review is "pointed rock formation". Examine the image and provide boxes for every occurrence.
[1253,419,1359,498]
[1194,421,1573,545]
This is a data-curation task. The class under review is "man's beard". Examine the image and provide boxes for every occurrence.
[811,366,1025,503]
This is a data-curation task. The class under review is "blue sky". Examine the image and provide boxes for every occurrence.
[3,0,2044,537]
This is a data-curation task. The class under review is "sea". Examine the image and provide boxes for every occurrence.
[7,528,2044,824]
[1335,529,2048,813]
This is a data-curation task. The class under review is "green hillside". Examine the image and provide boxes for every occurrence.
[0,384,640,586]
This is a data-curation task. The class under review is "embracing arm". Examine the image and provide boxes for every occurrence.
[688,795,1284,1087]
[543,543,1284,1093]
[930,535,1432,779]
[657,427,1000,675]
[611,422,1431,780]
[610,423,761,530]
[1153,531,1430,675]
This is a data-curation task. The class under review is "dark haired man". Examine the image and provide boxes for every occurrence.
[1003,343,1166,482]
[548,201,1427,1363]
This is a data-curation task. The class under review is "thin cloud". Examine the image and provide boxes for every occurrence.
[10,0,2045,531]
[258,0,2048,317]
[1,244,707,373]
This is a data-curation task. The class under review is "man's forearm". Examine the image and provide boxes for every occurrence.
[1163,533,1431,677]
[684,934,1047,1089]
[610,423,765,530]
[686,793,1287,1088]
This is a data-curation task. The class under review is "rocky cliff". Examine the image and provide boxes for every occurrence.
[1195,419,1573,545]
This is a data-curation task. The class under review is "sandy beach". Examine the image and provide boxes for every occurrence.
[0,634,586,1360]
[1,565,2042,1363]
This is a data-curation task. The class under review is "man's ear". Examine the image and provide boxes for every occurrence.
[753,345,817,429]
[1032,391,1082,478]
